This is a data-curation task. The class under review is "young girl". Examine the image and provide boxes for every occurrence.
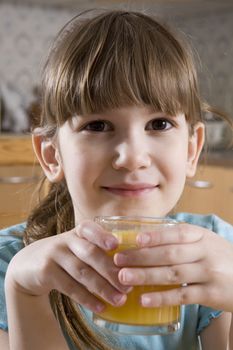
[1,9,233,350]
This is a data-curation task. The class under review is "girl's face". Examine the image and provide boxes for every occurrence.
[55,105,204,222]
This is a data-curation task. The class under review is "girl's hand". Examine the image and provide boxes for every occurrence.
[114,223,233,312]
[6,221,131,313]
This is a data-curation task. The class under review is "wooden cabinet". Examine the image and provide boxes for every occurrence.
[0,135,43,229]
[176,164,233,224]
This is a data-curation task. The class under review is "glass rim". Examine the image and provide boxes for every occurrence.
[94,215,178,224]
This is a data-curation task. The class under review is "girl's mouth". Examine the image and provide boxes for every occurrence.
[102,184,157,198]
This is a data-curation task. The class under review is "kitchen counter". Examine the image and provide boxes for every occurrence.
[0,134,37,165]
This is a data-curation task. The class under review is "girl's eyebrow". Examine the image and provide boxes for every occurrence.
[73,110,182,121]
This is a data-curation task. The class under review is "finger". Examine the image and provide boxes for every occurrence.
[118,263,207,286]
[136,223,205,247]
[140,284,207,308]
[142,283,233,312]
[48,264,106,313]
[55,249,128,307]
[65,238,132,294]
[75,220,118,251]
[114,241,204,267]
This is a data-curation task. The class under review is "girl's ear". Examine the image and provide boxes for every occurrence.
[32,134,64,183]
[186,122,205,178]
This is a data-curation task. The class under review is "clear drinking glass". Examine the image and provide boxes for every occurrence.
[93,216,181,335]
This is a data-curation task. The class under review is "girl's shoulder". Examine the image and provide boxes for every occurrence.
[170,212,233,242]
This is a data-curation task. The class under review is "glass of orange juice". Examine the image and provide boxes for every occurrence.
[93,216,181,335]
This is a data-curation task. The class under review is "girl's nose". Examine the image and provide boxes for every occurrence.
[112,139,151,171]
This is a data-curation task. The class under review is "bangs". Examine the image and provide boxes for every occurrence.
[42,11,201,129]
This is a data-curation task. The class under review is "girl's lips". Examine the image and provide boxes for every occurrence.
[102,184,157,198]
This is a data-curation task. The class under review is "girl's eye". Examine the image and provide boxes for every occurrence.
[146,118,173,131]
[82,120,112,132]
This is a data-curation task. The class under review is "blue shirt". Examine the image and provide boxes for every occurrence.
[1,213,233,350]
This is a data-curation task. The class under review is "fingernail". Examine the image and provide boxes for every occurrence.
[137,233,151,245]
[113,294,126,305]
[121,270,134,283]
[141,295,152,306]
[115,253,127,265]
[104,237,118,250]
[94,303,106,313]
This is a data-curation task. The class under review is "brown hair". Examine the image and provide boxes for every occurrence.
[24,9,231,349]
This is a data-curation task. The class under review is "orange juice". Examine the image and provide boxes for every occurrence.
[96,229,180,326]
[93,216,181,334]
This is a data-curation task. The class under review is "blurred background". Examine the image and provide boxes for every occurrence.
[0,0,232,142]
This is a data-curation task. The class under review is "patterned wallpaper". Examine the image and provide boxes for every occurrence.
[0,2,233,131]
[175,10,233,116]
[0,4,72,95]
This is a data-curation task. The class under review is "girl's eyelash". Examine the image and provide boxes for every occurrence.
[80,120,113,132]
[146,118,176,131]
[79,117,176,132]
